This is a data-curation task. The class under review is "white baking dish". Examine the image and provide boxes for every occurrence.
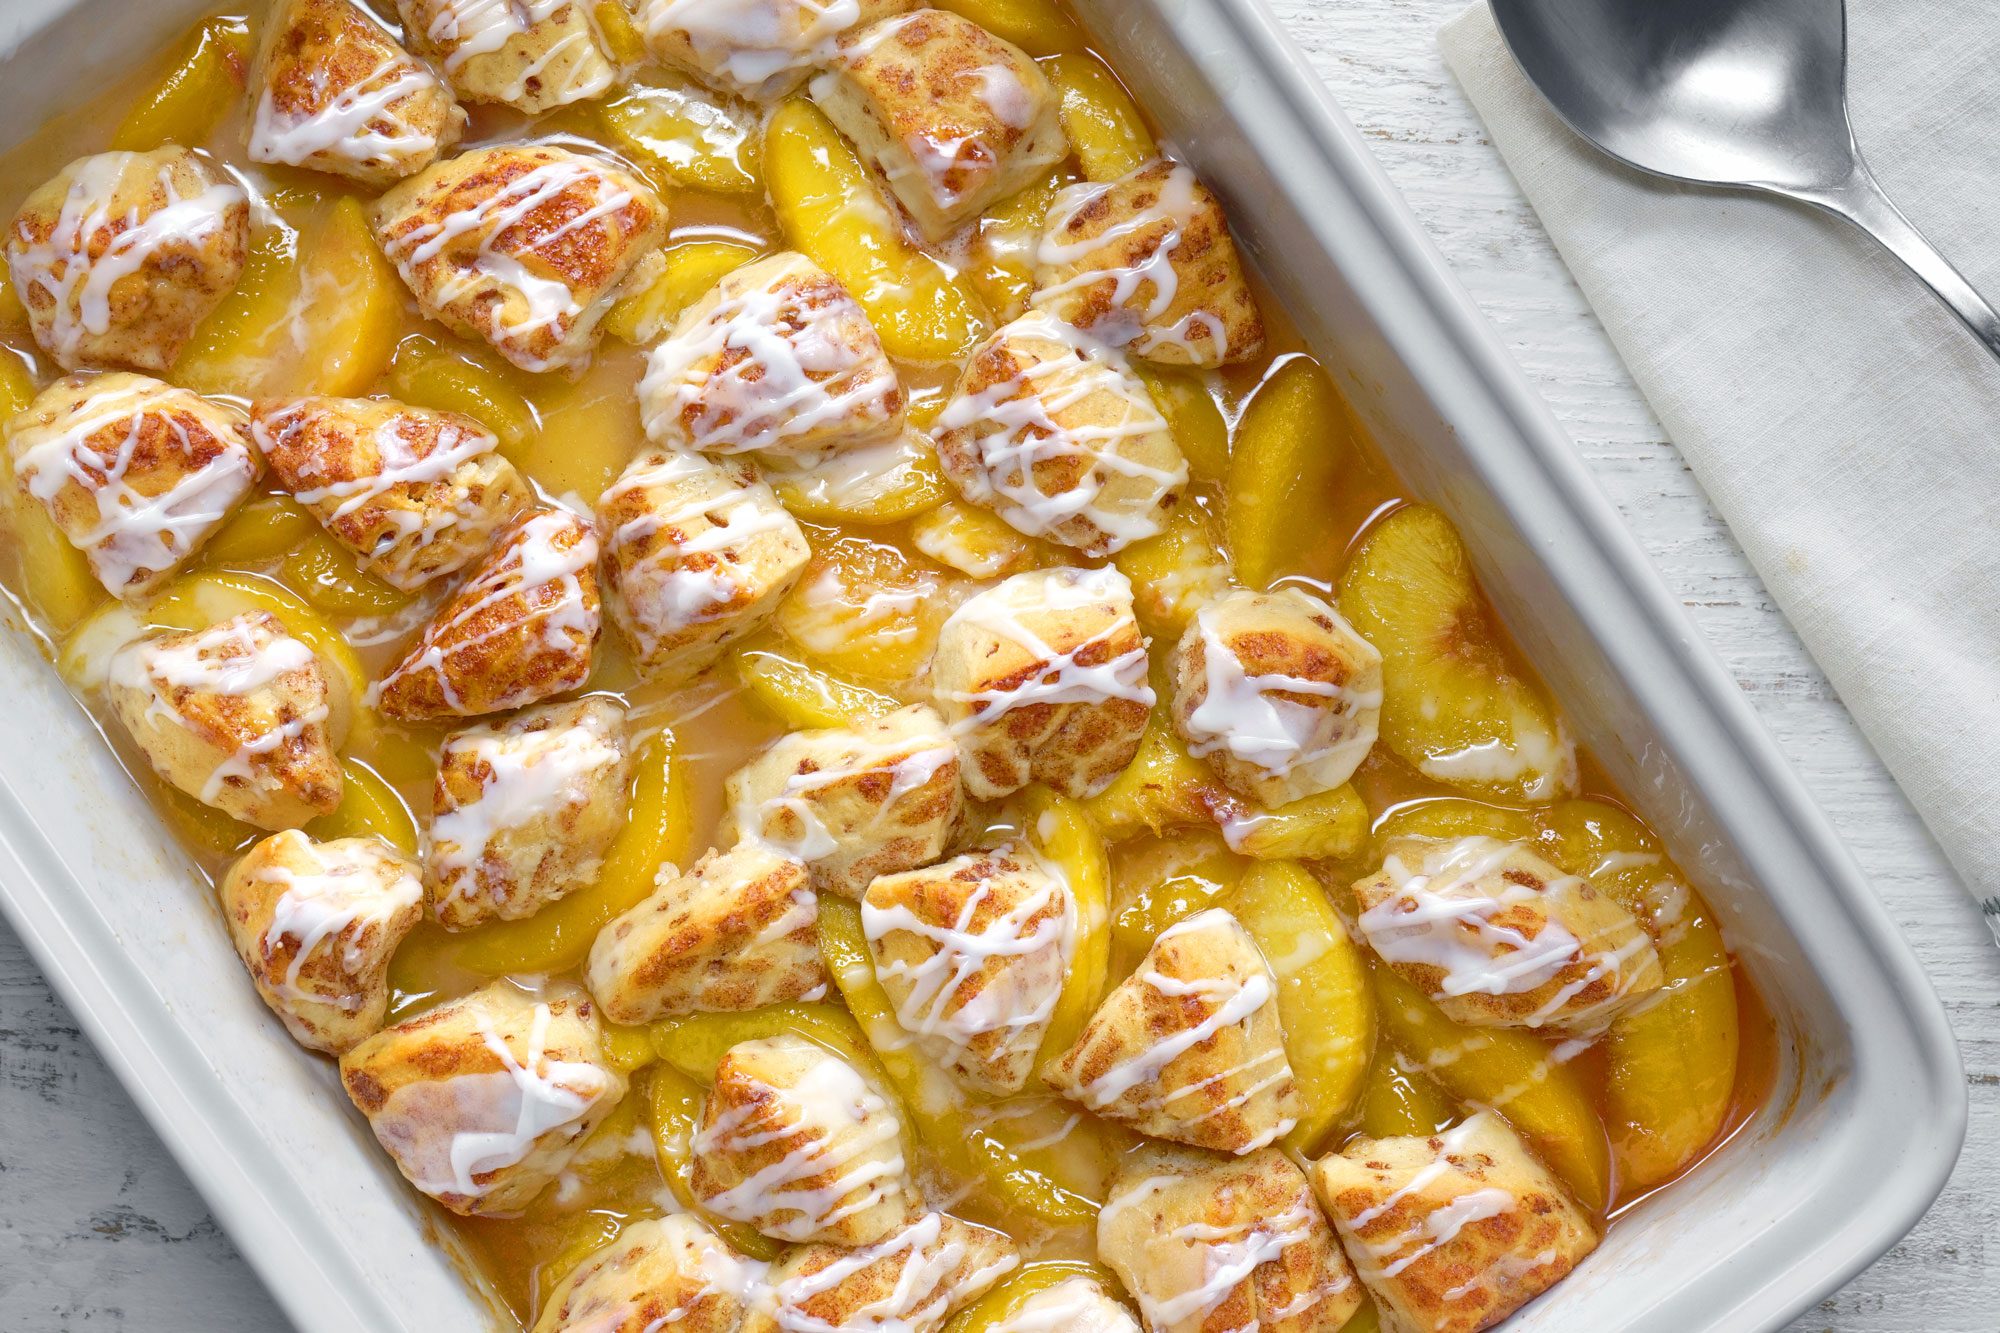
[0,1,1966,1330]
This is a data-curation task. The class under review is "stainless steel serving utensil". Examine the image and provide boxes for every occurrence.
[1490,0,2000,361]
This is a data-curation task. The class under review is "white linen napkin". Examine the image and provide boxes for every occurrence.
[1439,0,2000,939]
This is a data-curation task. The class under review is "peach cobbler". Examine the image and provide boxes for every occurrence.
[0,3,1770,1331]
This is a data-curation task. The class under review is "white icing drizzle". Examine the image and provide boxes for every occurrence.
[254,830,421,1008]
[383,510,598,711]
[1033,162,1214,359]
[1078,909,1294,1151]
[600,451,799,647]
[639,257,901,457]
[1359,837,1656,1029]
[635,0,865,100]
[427,709,624,915]
[695,1040,908,1241]
[111,614,327,803]
[938,313,1182,554]
[250,51,445,172]
[377,154,634,372]
[772,1212,1018,1333]
[14,379,256,597]
[860,845,1076,1076]
[1180,600,1381,784]
[937,566,1154,735]
[1343,1114,1521,1285]
[419,0,610,102]
[384,998,613,1201]
[7,152,244,366]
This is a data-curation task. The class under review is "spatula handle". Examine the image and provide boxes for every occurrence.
[1806,163,2000,363]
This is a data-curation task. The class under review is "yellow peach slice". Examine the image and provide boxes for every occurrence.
[457,732,692,976]
[599,78,763,195]
[304,757,419,854]
[649,1000,886,1087]
[174,197,401,399]
[731,635,902,731]
[1369,795,1536,853]
[943,1263,1125,1333]
[775,536,958,685]
[1338,504,1578,803]
[645,1064,786,1260]
[511,356,648,501]
[1219,785,1370,862]
[1108,829,1245,970]
[591,0,649,69]
[764,432,952,526]
[1229,859,1372,1151]
[1025,785,1111,1075]
[200,492,318,567]
[1534,800,1739,1191]
[110,15,253,153]
[383,336,538,454]
[967,167,1077,321]
[1355,1043,1457,1140]
[908,499,1056,578]
[1226,356,1347,590]
[601,239,760,346]
[1043,52,1156,183]
[2,354,104,633]
[1373,967,1611,1213]
[1111,501,1232,638]
[937,0,1087,56]
[599,1022,659,1074]
[765,99,990,363]
[1135,365,1228,482]
[281,530,413,617]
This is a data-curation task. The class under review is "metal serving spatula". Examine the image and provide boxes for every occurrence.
[1489,0,2000,362]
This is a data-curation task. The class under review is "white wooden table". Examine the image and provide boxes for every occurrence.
[3,2,1996,1328]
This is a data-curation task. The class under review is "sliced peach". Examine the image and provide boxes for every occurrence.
[1108,828,1245,971]
[591,0,649,69]
[764,432,952,526]
[943,1262,1124,1333]
[1024,784,1112,1076]
[1111,500,1232,638]
[938,0,1086,56]
[599,78,763,195]
[649,999,885,1087]
[2,354,104,633]
[174,197,401,400]
[457,732,692,975]
[601,239,760,346]
[200,492,318,567]
[303,757,419,854]
[1372,966,1610,1214]
[1226,356,1347,589]
[1219,785,1370,862]
[599,1022,659,1074]
[645,1064,785,1261]
[967,167,1076,322]
[511,355,647,501]
[110,15,252,153]
[281,530,412,617]
[764,99,990,363]
[1229,860,1372,1151]
[1369,794,1536,852]
[731,635,902,731]
[908,499,1056,578]
[1043,53,1155,183]
[1135,365,1229,482]
[1338,504,1578,803]
[1355,1043,1457,1140]
[1535,800,1739,1190]
[774,536,958,686]
[383,336,538,453]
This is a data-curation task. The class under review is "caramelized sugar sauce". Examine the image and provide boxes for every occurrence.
[0,5,1777,1326]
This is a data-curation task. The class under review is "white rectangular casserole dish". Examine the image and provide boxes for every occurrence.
[0,1,1966,1329]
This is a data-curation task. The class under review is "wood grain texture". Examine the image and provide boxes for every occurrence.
[1,2,1994,1329]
